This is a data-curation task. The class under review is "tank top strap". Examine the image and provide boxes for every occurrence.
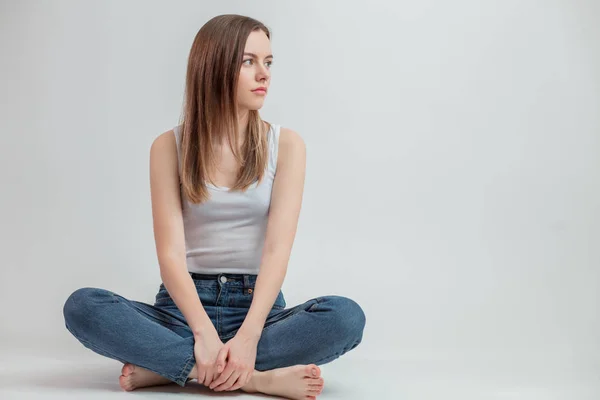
[267,123,281,175]
[172,124,183,175]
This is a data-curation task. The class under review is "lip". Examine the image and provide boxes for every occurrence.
[252,87,267,93]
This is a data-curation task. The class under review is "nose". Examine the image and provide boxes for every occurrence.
[256,64,270,82]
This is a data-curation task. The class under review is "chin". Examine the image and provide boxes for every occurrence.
[245,101,265,111]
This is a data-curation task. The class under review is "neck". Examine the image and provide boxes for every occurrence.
[238,109,249,136]
[218,109,250,149]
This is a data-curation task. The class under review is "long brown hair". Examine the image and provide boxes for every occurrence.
[177,14,271,204]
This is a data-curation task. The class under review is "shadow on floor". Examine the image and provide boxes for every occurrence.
[0,363,277,398]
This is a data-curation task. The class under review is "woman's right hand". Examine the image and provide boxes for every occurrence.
[194,329,228,387]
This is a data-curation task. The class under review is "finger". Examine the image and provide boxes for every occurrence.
[216,347,228,373]
[227,372,245,391]
[210,363,234,389]
[203,365,216,387]
[214,370,241,392]
[197,367,206,386]
[228,371,249,391]
[202,369,212,387]
[212,367,221,382]
[208,365,221,386]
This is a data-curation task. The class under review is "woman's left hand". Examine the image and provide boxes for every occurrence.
[209,330,259,391]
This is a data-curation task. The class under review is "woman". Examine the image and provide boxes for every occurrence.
[62,14,366,400]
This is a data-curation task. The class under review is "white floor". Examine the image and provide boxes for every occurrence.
[1,346,599,399]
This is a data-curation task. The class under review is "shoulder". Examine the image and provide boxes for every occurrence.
[151,129,176,151]
[276,126,306,170]
[150,129,178,167]
[278,126,305,153]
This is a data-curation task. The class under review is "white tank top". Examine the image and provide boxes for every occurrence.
[172,123,280,274]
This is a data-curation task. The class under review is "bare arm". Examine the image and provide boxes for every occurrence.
[149,130,215,338]
[239,127,307,338]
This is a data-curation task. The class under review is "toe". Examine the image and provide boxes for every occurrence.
[307,377,324,386]
[119,375,132,391]
[305,364,320,378]
[306,377,324,395]
[121,363,135,376]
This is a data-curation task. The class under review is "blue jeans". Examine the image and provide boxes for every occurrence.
[63,272,366,387]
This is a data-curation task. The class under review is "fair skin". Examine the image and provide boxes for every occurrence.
[119,30,325,399]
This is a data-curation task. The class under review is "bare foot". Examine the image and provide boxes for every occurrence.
[242,364,324,400]
[119,363,173,391]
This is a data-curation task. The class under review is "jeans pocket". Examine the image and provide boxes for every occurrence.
[154,289,175,307]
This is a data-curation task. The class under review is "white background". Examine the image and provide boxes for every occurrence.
[1,0,599,398]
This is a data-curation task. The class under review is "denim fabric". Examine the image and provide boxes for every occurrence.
[63,272,366,387]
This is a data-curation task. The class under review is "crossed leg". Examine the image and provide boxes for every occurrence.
[63,288,365,399]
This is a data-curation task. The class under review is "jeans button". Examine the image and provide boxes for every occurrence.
[220,276,227,284]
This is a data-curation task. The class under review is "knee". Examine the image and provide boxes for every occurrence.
[321,295,366,343]
[63,287,112,329]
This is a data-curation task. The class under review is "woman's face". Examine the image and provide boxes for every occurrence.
[236,30,273,111]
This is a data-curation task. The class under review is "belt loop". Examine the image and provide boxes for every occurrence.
[243,275,250,289]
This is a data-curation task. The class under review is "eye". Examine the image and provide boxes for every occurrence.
[242,59,274,67]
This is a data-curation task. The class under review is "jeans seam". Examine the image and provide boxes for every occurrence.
[68,326,186,384]
[313,351,341,365]
[174,349,196,386]
[312,336,362,366]
[66,317,192,386]
[122,298,187,328]
[261,299,317,334]
[309,297,321,311]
